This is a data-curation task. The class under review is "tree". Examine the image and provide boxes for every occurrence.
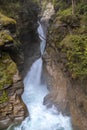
[72,0,76,15]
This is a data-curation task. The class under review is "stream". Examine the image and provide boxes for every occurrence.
[7,20,72,130]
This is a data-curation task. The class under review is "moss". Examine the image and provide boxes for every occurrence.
[7,62,17,75]
[0,2,21,105]
[0,53,17,103]
[0,53,17,90]
[57,8,72,17]
[0,12,16,26]
[0,1,21,18]
[60,34,87,79]
[0,30,13,46]
[0,91,8,104]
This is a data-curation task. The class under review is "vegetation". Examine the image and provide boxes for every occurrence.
[0,0,40,105]
[47,0,87,80]
[0,30,13,46]
[0,53,17,87]
[0,91,8,104]
[0,13,16,26]
[0,53,17,103]
[0,2,18,104]
[60,35,87,79]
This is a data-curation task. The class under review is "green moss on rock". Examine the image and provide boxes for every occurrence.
[0,30,13,46]
[0,12,16,26]
[0,53,17,104]
[0,91,8,104]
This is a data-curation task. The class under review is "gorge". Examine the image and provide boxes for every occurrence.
[0,1,87,130]
[13,12,72,130]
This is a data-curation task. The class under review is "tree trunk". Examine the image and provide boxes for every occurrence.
[72,0,76,15]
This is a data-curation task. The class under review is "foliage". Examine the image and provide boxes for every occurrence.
[52,0,71,11]
[60,34,87,79]
[47,0,87,81]
[76,2,87,15]
[57,8,72,16]
[56,7,80,27]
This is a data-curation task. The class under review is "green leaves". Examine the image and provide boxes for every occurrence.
[60,34,87,79]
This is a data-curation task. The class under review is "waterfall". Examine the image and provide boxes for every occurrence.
[12,20,73,130]
[38,21,46,55]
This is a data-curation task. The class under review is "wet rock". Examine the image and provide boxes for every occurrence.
[68,81,87,130]
[44,56,69,114]
[0,86,26,129]
[0,14,26,129]
[44,19,87,130]
[0,1,40,129]
[0,118,11,129]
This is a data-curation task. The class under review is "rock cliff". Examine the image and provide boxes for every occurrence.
[0,12,26,129]
[0,0,40,129]
[44,1,87,130]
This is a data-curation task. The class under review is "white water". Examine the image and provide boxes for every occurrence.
[13,22,73,130]
[38,22,46,55]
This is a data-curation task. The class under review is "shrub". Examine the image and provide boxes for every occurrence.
[60,34,87,79]
[76,2,87,15]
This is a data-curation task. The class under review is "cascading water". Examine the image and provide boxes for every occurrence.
[38,21,46,55]
[12,21,73,130]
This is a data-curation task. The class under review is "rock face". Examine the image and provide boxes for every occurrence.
[0,79,26,129]
[44,50,69,114]
[43,1,87,130]
[0,1,40,129]
[18,0,40,78]
[0,58,26,129]
[68,80,87,130]
[0,13,26,129]
[44,46,87,130]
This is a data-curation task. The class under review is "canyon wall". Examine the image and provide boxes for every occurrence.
[44,1,87,130]
[0,0,40,129]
